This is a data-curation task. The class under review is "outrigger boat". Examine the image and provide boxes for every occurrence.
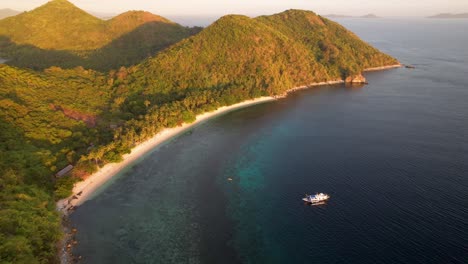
[303,193,330,204]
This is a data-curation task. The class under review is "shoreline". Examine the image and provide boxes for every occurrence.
[363,64,402,72]
[56,64,403,215]
[56,96,276,214]
[278,80,345,97]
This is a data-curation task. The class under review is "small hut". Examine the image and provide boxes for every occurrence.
[56,165,74,177]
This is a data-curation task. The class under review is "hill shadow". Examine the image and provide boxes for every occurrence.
[0,22,202,71]
[86,22,202,71]
[0,36,84,70]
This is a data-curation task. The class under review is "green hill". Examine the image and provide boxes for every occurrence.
[127,10,397,96]
[107,11,171,32]
[257,10,395,76]
[0,0,107,50]
[0,0,201,70]
[0,0,171,50]
[133,14,329,95]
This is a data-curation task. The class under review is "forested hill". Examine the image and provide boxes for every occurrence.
[0,0,201,71]
[0,7,398,264]
[134,14,330,95]
[256,10,395,76]
[128,10,398,96]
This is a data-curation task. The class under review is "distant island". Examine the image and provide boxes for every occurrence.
[0,8,21,19]
[428,13,468,18]
[325,13,380,18]
[361,13,380,18]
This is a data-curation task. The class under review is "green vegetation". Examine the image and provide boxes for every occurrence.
[0,65,112,263]
[0,3,398,263]
[0,0,201,71]
[257,10,396,76]
[0,121,61,264]
[129,10,397,96]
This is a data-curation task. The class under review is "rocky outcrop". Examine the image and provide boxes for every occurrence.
[345,74,367,84]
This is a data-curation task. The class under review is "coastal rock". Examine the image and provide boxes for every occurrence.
[345,74,367,84]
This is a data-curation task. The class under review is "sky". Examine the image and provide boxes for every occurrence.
[2,0,468,17]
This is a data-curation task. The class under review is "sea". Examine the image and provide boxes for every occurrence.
[70,18,468,264]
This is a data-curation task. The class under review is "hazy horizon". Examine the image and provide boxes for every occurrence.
[1,0,467,18]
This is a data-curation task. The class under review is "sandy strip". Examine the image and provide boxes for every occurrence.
[57,96,276,214]
[364,64,402,72]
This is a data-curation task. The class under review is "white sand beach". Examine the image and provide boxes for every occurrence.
[57,96,276,214]
[364,64,402,72]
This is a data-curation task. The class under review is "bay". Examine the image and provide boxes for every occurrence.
[71,18,468,264]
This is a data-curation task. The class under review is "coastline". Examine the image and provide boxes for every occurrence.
[56,64,402,263]
[363,64,402,72]
[56,64,403,215]
[279,80,345,97]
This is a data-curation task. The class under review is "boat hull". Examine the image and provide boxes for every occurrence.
[302,198,329,203]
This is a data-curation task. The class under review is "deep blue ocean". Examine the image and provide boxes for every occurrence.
[70,18,468,263]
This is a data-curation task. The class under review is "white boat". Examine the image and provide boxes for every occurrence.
[302,193,330,203]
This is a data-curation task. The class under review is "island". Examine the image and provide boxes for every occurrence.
[361,13,380,18]
[0,0,400,263]
[324,14,353,18]
[325,13,380,18]
[428,13,468,18]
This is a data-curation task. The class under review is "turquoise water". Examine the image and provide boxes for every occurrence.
[71,19,468,263]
